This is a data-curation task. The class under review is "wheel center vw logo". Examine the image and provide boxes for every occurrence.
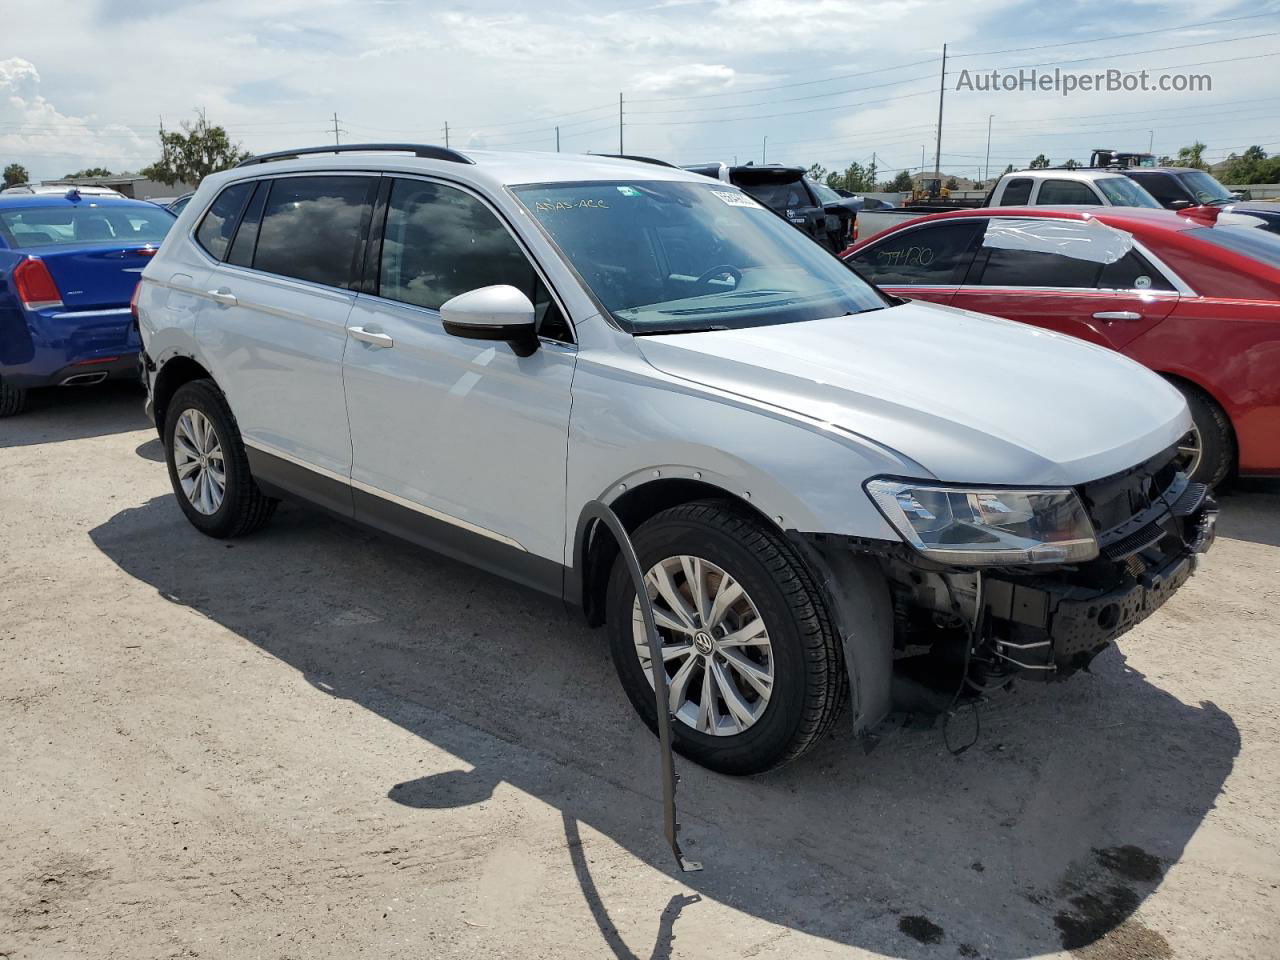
[693,630,715,655]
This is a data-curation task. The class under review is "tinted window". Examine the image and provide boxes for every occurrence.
[379,178,569,339]
[195,183,253,259]
[1035,179,1098,205]
[254,176,375,287]
[0,204,174,249]
[1098,251,1175,291]
[1127,172,1185,206]
[852,221,983,285]
[1001,178,1033,205]
[976,247,1100,287]
[740,180,813,211]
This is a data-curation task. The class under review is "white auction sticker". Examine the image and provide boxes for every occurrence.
[711,190,761,208]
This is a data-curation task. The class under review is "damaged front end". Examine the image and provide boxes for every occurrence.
[798,447,1217,728]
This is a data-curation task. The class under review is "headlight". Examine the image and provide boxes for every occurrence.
[865,479,1098,566]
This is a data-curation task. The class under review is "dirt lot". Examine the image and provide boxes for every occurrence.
[2,383,1278,960]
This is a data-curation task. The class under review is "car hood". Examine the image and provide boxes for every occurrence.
[634,300,1189,486]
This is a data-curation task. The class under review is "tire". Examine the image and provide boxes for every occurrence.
[606,500,846,776]
[163,379,277,538]
[1170,380,1234,488]
[0,378,27,417]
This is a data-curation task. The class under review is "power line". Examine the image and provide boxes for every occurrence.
[950,11,1279,59]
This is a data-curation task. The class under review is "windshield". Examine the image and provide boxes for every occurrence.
[1177,170,1234,206]
[1096,177,1161,208]
[513,180,887,334]
[0,204,174,249]
[1190,225,1280,269]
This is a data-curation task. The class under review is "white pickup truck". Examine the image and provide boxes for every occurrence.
[854,169,1163,242]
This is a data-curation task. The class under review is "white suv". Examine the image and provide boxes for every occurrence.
[137,144,1216,774]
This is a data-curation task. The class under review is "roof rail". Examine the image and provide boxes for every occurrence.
[594,153,678,168]
[236,143,474,168]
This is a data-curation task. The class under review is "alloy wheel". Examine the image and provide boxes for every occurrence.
[1174,425,1202,480]
[632,554,774,736]
[173,408,226,516]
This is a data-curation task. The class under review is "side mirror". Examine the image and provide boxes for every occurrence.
[440,284,539,357]
[1168,199,1193,210]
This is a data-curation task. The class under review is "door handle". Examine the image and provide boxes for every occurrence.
[206,288,237,306]
[347,325,395,348]
[1092,311,1142,321]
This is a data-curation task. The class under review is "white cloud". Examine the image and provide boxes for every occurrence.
[0,58,151,176]
[632,63,737,94]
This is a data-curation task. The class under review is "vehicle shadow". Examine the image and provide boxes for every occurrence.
[0,382,149,449]
[90,496,1239,959]
[1215,478,1280,548]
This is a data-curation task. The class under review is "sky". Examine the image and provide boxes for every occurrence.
[2,0,1279,184]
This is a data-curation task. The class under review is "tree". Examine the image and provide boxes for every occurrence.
[806,162,827,183]
[944,176,958,190]
[1175,141,1208,171]
[1029,154,1050,169]
[884,170,913,192]
[62,167,114,178]
[1219,146,1280,185]
[140,109,250,186]
[1062,158,1079,170]
[3,163,29,188]
[1002,163,1015,175]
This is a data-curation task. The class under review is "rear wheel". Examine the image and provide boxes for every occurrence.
[606,500,845,775]
[0,379,27,417]
[163,379,277,538]
[1169,380,1234,487]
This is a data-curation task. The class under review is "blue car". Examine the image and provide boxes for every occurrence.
[0,190,176,416]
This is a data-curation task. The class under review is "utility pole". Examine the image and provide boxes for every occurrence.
[984,114,993,182]
[555,126,560,152]
[444,122,450,148]
[921,145,926,175]
[763,136,768,164]
[332,112,341,146]
[1148,129,1154,153]
[934,43,947,181]
[618,92,624,154]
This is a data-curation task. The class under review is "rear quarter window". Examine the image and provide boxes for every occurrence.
[195,182,254,260]
[999,178,1033,205]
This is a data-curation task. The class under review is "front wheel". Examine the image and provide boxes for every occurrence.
[163,379,277,538]
[606,500,846,775]
[1169,380,1234,487]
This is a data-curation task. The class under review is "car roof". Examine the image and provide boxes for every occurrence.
[849,205,1203,249]
[205,148,712,193]
[0,193,167,210]
[1001,169,1137,183]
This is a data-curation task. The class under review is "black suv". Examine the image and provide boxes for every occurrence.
[1122,166,1280,234]
[682,163,853,253]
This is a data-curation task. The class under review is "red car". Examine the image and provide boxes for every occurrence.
[842,206,1280,485]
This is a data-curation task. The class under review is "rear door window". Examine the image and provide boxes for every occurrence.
[1035,179,1099,205]
[849,220,984,285]
[252,176,377,288]
[378,178,570,340]
[195,182,254,260]
[999,177,1033,205]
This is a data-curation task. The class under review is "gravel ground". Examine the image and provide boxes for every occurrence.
[2,383,1278,960]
